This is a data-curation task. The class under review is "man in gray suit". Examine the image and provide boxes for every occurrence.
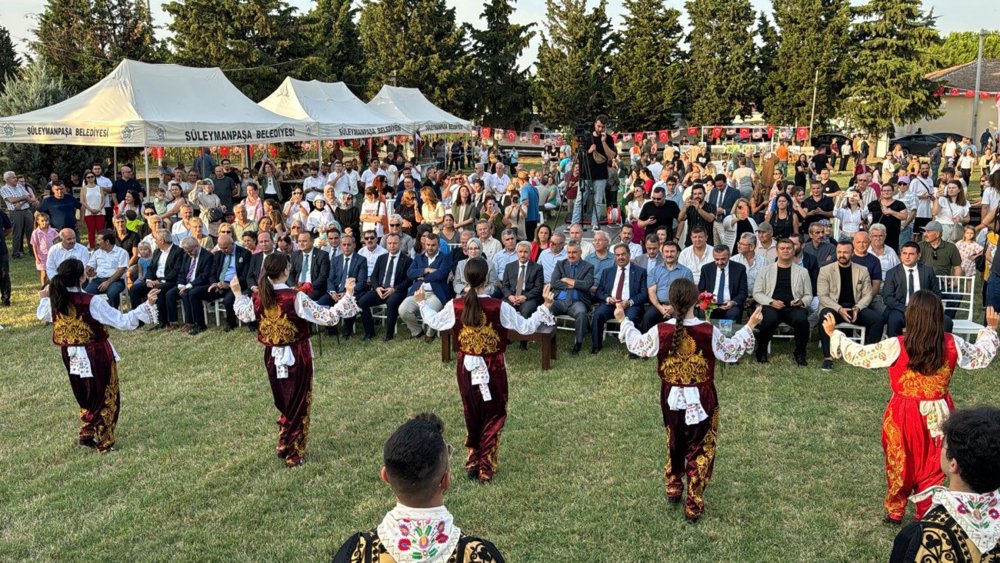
[753,238,813,366]
[550,241,595,355]
[499,240,545,350]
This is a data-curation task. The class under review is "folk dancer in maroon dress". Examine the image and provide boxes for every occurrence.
[37,258,159,452]
[415,257,555,483]
[823,292,998,524]
[617,278,762,522]
[232,253,360,467]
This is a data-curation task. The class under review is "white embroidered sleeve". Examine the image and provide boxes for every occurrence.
[420,300,456,331]
[294,292,359,326]
[89,294,153,330]
[234,294,256,323]
[37,297,52,322]
[500,302,555,334]
[618,318,660,357]
[711,325,756,362]
[830,330,900,368]
[953,329,999,370]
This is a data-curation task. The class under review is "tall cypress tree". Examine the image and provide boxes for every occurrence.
[302,0,363,90]
[165,0,309,102]
[753,13,778,116]
[763,0,850,126]
[32,0,158,94]
[610,0,684,130]
[842,0,941,141]
[534,0,614,129]
[683,0,757,124]
[358,0,472,116]
[0,26,21,94]
[466,0,535,130]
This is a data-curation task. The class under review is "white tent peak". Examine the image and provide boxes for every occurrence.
[367,85,472,134]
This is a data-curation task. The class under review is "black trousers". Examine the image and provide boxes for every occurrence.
[885,307,952,337]
[817,307,884,357]
[358,289,407,338]
[757,305,810,356]
[0,252,10,301]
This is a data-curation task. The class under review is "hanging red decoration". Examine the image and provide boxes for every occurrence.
[481,127,492,139]
[657,130,669,142]
[268,146,279,157]
[555,134,565,146]
[711,126,723,139]
[739,128,750,139]
[796,127,809,141]
[531,132,541,145]
[219,146,231,157]
[687,127,699,137]
[611,132,619,143]
[505,130,516,143]
[766,125,776,138]
[633,132,643,143]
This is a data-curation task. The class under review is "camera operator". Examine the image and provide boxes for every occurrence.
[573,115,616,228]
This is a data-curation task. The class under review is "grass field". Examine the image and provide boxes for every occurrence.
[1,232,996,562]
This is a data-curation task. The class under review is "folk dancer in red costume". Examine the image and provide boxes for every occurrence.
[415,257,555,483]
[617,278,762,522]
[824,291,998,524]
[232,253,359,467]
[37,258,159,452]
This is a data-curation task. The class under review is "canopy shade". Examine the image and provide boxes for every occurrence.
[0,59,314,147]
[259,78,411,139]
[366,86,472,134]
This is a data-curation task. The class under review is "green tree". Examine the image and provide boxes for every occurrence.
[0,62,104,181]
[763,0,851,126]
[610,0,684,130]
[752,13,778,115]
[164,0,309,102]
[534,0,615,129]
[683,0,758,124]
[32,0,158,94]
[842,0,941,143]
[301,0,363,89]
[466,0,535,130]
[0,26,21,94]
[925,31,1000,70]
[358,0,473,116]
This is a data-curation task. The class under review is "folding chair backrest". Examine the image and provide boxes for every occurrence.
[936,275,975,323]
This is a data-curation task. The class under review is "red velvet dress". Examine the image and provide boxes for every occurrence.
[253,288,314,465]
[656,321,719,520]
[882,334,959,521]
[453,297,508,481]
[51,292,120,451]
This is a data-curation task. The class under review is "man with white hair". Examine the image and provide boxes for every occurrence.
[486,163,511,197]
[130,229,183,326]
[1,171,35,259]
[467,162,486,186]
[45,228,90,280]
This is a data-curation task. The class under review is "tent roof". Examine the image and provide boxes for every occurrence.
[0,59,312,147]
[259,77,411,139]
[366,86,471,134]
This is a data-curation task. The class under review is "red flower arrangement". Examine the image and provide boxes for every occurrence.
[698,291,717,319]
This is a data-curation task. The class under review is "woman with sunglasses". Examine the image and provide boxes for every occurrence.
[80,172,106,249]
[282,189,309,229]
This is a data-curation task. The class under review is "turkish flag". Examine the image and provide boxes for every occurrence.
[531,132,541,145]
[152,146,164,159]
[219,146,230,157]
[658,130,669,142]
[269,145,279,157]
[248,146,254,158]
[556,134,564,145]
[739,128,750,139]
[948,88,960,96]
[481,127,491,139]
[766,125,776,138]
[687,127,699,137]
[712,126,723,139]
[633,131,644,143]
[611,132,619,143]
[934,88,944,97]
[796,127,809,141]
[981,91,991,98]
[965,90,975,98]
[506,130,516,142]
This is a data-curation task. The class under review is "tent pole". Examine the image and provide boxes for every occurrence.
[113,147,118,178]
[143,147,150,198]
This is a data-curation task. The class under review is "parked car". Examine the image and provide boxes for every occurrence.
[930,132,967,143]
[889,134,944,156]
[811,132,851,149]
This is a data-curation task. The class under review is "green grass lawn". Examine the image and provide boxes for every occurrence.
[1,249,997,562]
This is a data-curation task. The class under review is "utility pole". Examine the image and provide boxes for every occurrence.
[971,30,984,143]
[808,69,819,144]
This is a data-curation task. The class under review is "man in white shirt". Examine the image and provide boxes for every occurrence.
[358,228,388,280]
[475,220,502,260]
[646,154,663,183]
[537,232,567,283]
[360,158,386,189]
[84,229,129,308]
[615,224,643,260]
[302,164,326,203]
[1,171,35,258]
[328,160,353,197]
[486,163,511,197]
[467,163,486,187]
[755,222,778,262]
[345,159,363,195]
[910,161,936,235]
[46,228,90,280]
[171,204,194,245]
[492,229,519,283]
[567,223,595,258]
[677,226,714,285]
[91,162,114,223]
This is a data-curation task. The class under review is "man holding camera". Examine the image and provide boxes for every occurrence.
[573,115,616,228]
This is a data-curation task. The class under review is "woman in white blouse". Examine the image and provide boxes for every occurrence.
[80,172,106,249]
[932,179,969,242]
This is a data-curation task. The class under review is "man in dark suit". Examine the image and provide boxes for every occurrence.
[247,231,276,292]
[321,234,368,338]
[399,234,452,341]
[288,231,330,301]
[697,244,748,321]
[167,236,215,335]
[188,233,252,333]
[130,229,183,328]
[882,241,952,337]
[358,232,413,341]
[499,241,544,317]
[708,174,740,244]
[550,241,595,355]
[591,243,647,354]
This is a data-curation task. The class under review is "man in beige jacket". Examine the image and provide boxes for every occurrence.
[816,240,884,371]
[753,239,813,365]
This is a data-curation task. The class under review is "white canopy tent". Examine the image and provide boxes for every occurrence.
[366,86,472,134]
[259,78,411,139]
[0,59,313,147]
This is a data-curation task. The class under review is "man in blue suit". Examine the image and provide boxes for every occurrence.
[550,241,595,355]
[398,233,452,342]
[358,233,412,341]
[321,234,368,338]
[591,243,647,354]
[697,244,748,321]
[166,236,215,335]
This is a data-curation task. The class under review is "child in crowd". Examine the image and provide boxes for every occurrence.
[29,211,59,288]
[133,241,153,285]
[151,186,169,216]
[956,225,984,277]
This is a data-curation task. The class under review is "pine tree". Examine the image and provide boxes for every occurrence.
[683,0,758,124]
[32,0,158,94]
[842,0,942,142]
[0,62,104,181]
[358,0,473,116]
[0,26,21,94]
[610,0,684,131]
[466,0,535,130]
[164,0,310,102]
[762,0,850,126]
[534,0,615,129]
[302,0,363,90]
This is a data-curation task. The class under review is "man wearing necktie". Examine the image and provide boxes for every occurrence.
[591,244,647,354]
[167,236,215,335]
[289,231,329,301]
[189,233,251,334]
[357,233,413,341]
[320,234,368,338]
[697,245,748,322]
[709,174,737,246]
[550,242,595,355]
[882,241,951,337]
[499,241,545,349]
[247,231,275,293]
